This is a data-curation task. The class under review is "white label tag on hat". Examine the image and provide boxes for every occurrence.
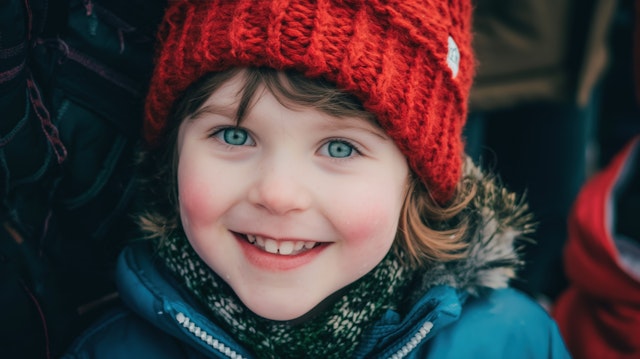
[447,36,460,78]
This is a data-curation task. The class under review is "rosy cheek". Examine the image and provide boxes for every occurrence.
[178,171,217,228]
[337,200,399,247]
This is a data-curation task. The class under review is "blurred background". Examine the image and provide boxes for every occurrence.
[465,0,640,304]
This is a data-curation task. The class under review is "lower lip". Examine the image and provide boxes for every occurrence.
[235,234,326,271]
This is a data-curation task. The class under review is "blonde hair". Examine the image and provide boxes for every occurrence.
[137,67,474,268]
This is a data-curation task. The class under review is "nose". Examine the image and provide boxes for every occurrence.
[248,160,312,215]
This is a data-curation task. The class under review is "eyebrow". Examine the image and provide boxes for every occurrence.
[318,117,389,141]
[189,104,238,122]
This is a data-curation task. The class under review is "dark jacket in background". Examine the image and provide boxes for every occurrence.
[0,1,165,357]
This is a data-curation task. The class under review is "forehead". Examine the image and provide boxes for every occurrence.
[194,72,249,115]
[204,83,385,136]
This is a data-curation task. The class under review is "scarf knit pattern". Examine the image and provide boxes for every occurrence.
[157,234,412,359]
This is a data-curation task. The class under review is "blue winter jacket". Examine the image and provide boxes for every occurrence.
[62,164,571,358]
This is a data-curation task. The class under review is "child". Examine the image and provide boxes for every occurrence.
[63,1,570,358]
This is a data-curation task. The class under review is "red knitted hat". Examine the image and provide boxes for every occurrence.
[144,0,474,204]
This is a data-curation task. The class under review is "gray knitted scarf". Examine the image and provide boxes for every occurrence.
[157,233,413,359]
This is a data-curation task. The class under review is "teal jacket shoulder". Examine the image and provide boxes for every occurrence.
[421,288,570,358]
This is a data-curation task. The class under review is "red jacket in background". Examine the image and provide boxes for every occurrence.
[553,136,640,358]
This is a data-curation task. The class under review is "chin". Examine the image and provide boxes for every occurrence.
[236,286,330,321]
[239,286,348,322]
[243,299,315,322]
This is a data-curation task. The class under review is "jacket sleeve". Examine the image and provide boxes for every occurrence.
[61,307,190,359]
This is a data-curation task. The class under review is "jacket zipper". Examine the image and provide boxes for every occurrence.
[176,311,432,359]
[387,321,434,359]
[175,312,247,359]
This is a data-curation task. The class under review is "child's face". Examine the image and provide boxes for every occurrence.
[176,72,409,321]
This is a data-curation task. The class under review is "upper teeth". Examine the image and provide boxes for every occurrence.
[247,234,316,255]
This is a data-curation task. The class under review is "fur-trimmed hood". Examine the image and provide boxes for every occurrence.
[417,157,534,296]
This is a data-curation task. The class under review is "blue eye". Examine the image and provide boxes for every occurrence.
[223,128,249,145]
[213,127,254,146]
[323,140,356,158]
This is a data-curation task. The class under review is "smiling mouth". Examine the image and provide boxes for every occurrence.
[240,233,321,256]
